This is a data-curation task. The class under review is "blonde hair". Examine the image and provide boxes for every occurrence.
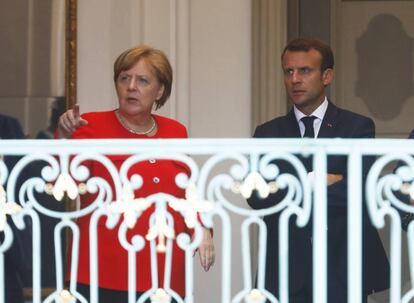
[113,45,172,109]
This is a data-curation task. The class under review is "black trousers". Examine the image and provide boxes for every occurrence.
[76,283,179,303]
[285,294,368,303]
[281,288,368,303]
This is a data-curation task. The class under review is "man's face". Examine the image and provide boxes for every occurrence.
[282,49,333,114]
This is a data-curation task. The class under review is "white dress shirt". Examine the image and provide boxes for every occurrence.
[293,97,329,188]
[294,97,328,138]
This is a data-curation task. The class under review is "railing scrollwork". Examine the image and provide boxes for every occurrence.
[0,138,414,303]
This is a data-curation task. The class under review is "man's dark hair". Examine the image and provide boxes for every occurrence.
[282,37,334,71]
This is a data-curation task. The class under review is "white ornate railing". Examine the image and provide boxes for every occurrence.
[0,138,414,303]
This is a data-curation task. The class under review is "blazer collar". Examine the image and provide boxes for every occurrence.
[286,109,302,137]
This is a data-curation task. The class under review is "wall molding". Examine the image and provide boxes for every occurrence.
[169,0,191,131]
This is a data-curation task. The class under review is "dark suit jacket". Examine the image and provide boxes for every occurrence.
[247,101,389,298]
[399,129,414,230]
[0,114,28,303]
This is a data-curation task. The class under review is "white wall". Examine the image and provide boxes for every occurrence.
[77,0,252,138]
[77,1,252,302]
[188,1,252,137]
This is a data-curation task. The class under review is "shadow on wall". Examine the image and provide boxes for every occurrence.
[356,14,414,121]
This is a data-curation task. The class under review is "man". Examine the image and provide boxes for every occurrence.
[0,113,30,303]
[247,38,389,303]
[399,129,414,230]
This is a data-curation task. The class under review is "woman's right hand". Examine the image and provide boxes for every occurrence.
[57,105,88,138]
[198,227,215,272]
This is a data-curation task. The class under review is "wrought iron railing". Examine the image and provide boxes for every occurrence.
[0,138,413,303]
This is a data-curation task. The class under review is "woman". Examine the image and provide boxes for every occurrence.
[58,45,214,302]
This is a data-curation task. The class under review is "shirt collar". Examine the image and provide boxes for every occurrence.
[293,97,328,123]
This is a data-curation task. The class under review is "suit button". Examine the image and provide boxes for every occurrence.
[149,159,156,164]
[153,177,160,184]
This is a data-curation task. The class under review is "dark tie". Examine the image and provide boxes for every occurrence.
[301,116,316,138]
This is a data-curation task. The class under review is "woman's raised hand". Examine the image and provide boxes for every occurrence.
[57,105,88,138]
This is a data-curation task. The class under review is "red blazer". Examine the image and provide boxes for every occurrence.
[69,111,190,295]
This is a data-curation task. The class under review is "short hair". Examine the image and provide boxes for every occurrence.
[281,37,334,71]
[113,45,172,110]
[50,96,66,129]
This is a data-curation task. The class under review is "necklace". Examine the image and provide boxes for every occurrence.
[115,110,156,135]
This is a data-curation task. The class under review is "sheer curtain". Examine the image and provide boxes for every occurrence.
[251,0,288,131]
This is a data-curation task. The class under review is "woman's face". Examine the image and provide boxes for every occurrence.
[116,59,164,117]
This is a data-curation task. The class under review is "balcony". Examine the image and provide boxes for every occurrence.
[1,138,413,303]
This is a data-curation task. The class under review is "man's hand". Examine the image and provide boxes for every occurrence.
[57,105,88,138]
[327,173,343,185]
[308,172,343,188]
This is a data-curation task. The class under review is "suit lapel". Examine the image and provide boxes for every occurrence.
[318,101,339,138]
[285,109,301,138]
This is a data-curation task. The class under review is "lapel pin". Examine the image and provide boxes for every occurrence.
[327,123,333,128]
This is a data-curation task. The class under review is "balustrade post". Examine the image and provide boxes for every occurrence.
[348,151,362,303]
[313,149,328,303]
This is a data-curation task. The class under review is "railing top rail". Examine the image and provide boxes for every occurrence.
[0,138,413,155]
